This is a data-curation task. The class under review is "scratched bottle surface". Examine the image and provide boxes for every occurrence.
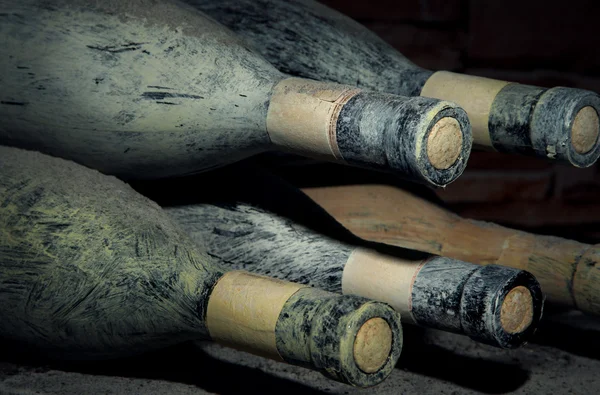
[135,165,543,349]
[0,146,403,387]
[191,0,600,167]
[0,0,471,187]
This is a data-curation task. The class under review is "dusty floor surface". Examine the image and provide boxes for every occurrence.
[0,308,599,395]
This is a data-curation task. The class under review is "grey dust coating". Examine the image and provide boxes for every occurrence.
[190,0,600,166]
[412,260,543,349]
[490,85,600,167]
[275,288,403,387]
[0,145,225,360]
[166,200,543,348]
[336,92,471,187]
[0,146,404,387]
[0,0,468,186]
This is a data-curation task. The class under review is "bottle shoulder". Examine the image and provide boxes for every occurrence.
[0,147,221,354]
[194,0,432,96]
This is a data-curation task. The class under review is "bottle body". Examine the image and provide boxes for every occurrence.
[0,0,280,179]
[0,145,223,359]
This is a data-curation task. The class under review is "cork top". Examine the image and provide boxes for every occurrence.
[500,286,534,334]
[353,317,393,373]
[571,106,600,154]
[426,117,464,170]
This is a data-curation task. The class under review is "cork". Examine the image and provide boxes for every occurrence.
[206,270,305,360]
[266,77,361,160]
[571,106,600,154]
[426,117,463,169]
[500,286,534,334]
[420,71,510,148]
[353,317,393,374]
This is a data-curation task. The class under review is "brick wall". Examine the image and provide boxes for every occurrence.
[320,0,600,243]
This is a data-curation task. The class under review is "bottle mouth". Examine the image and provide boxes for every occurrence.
[319,297,403,387]
[353,317,394,374]
[571,106,600,155]
[426,116,464,170]
[529,87,600,168]
[500,285,534,334]
[410,103,472,187]
[459,265,543,348]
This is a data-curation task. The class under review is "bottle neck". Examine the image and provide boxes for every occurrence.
[421,71,512,148]
[341,248,426,325]
[266,77,361,161]
[206,270,306,361]
[204,270,402,387]
[420,71,600,167]
[266,77,472,187]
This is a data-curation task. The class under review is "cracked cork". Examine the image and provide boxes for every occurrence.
[426,117,463,170]
[500,286,534,334]
[353,317,393,374]
[571,106,600,154]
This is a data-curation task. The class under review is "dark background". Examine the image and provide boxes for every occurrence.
[320,0,600,244]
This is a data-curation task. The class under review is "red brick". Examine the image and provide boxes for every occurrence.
[465,151,555,171]
[362,22,466,70]
[554,164,600,203]
[320,0,464,22]
[467,0,600,74]
[436,169,553,203]
[448,200,600,228]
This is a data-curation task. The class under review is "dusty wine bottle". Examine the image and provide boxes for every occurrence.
[191,0,600,167]
[141,166,543,349]
[0,0,471,187]
[0,146,403,387]
[303,184,600,317]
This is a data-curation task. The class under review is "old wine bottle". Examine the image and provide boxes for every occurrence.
[0,0,471,187]
[303,184,600,316]
[168,202,543,349]
[0,146,403,387]
[191,0,600,168]
[138,166,543,349]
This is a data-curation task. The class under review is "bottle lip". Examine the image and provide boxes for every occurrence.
[531,87,600,168]
[315,297,403,387]
[460,266,545,349]
[405,102,472,187]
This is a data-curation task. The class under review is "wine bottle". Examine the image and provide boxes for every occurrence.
[303,184,600,316]
[0,146,403,387]
[0,0,471,187]
[137,165,543,349]
[191,0,600,168]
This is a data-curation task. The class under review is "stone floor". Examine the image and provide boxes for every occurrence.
[1,308,599,395]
